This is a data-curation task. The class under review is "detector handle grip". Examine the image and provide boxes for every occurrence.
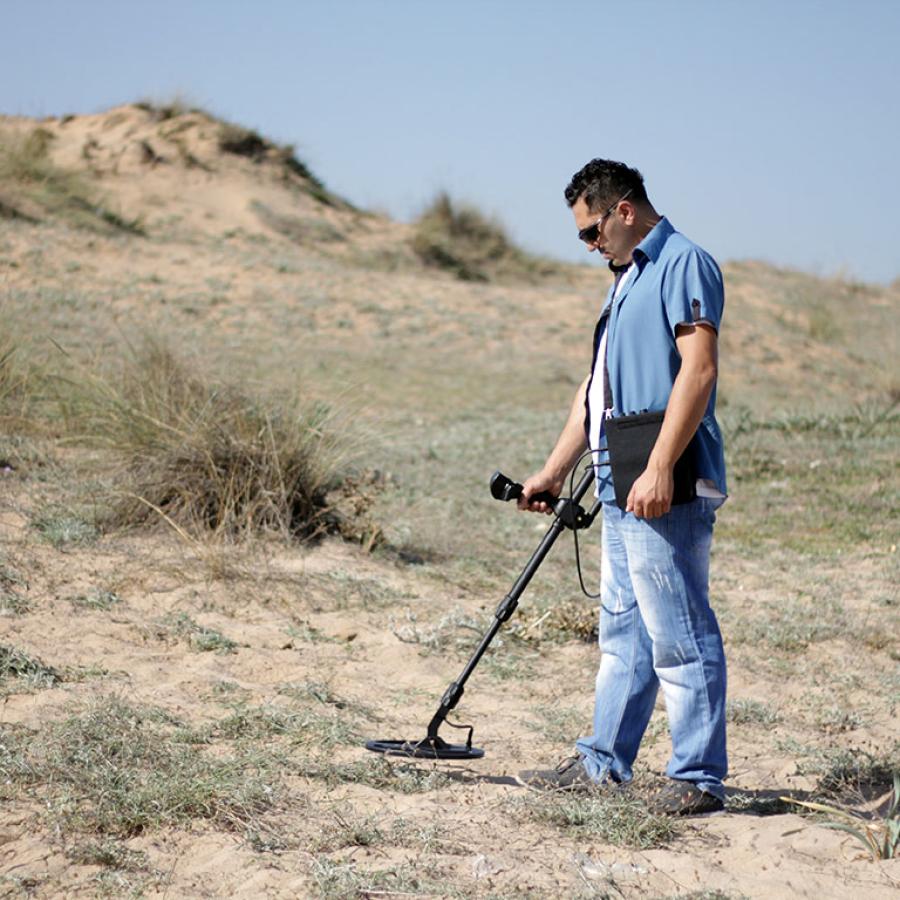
[489,470,557,507]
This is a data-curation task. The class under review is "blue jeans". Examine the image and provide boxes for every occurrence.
[575,498,727,799]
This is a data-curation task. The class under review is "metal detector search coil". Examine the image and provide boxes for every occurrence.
[365,468,600,761]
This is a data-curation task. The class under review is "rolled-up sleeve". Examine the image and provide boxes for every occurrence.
[663,249,724,336]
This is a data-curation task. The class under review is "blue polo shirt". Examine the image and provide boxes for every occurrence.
[586,217,727,503]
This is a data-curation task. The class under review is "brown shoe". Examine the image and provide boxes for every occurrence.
[516,755,596,792]
[651,780,725,816]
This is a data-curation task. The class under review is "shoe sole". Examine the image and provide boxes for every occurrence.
[654,802,726,817]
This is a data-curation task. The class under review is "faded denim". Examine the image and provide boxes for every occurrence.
[575,497,727,799]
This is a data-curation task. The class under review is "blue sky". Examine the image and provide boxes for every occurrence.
[3,0,899,283]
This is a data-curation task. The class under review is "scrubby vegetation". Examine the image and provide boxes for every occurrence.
[410,191,559,282]
[0,696,280,837]
[217,121,343,207]
[53,339,363,542]
[0,127,143,233]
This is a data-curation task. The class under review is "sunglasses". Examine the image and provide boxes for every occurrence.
[577,189,633,243]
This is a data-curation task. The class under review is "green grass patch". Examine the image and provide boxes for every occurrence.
[296,756,453,793]
[724,594,845,652]
[0,559,29,615]
[163,612,239,654]
[726,698,781,727]
[309,858,457,900]
[721,403,899,556]
[1,696,281,838]
[508,790,679,849]
[66,838,151,872]
[32,508,98,548]
[0,644,61,689]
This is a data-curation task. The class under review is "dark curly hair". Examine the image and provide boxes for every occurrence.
[564,159,648,211]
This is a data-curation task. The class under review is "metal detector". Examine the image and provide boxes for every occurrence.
[365,467,601,760]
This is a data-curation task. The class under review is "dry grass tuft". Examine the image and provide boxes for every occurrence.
[134,96,202,122]
[0,334,49,430]
[217,122,342,207]
[57,339,364,542]
[410,191,559,282]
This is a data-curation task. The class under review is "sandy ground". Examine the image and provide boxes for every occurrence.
[1,104,898,898]
[2,488,898,899]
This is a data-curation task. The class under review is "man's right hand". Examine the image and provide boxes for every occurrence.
[517,470,564,515]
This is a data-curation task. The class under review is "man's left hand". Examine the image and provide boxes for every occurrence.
[626,465,674,519]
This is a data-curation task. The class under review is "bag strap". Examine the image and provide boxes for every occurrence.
[603,264,631,412]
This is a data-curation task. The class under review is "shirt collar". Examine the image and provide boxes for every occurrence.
[631,216,673,264]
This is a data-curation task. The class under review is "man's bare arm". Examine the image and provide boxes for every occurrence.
[627,323,718,519]
[518,374,590,514]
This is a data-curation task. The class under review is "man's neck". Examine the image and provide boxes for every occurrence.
[618,207,662,263]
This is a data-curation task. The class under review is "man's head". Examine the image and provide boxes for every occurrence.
[564,158,657,266]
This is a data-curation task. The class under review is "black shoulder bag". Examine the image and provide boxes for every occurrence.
[601,279,697,511]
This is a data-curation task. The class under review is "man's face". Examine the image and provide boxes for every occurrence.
[571,195,634,266]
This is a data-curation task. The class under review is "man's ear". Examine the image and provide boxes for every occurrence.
[619,200,637,225]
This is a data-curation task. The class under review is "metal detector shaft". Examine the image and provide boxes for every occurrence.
[425,467,598,742]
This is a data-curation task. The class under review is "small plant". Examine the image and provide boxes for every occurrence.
[511,598,599,644]
[277,679,376,720]
[213,706,302,740]
[726,698,781,726]
[32,510,98,548]
[726,597,844,651]
[309,858,453,898]
[69,589,121,611]
[210,688,365,750]
[783,773,900,859]
[285,622,340,645]
[815,705,864,735]
[217,123,268,160]
[0,560,29,615]
[314,570,407,611]
[0,591,30,616]
[809,747,900,796]
[66,839,150,872]
[134,96,199,121]
[389,606,484,654]
[0,644,61,688]
[308,809,385,852]
[164,612,238,654]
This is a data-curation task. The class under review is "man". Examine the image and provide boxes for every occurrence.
[515,159,728,816]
